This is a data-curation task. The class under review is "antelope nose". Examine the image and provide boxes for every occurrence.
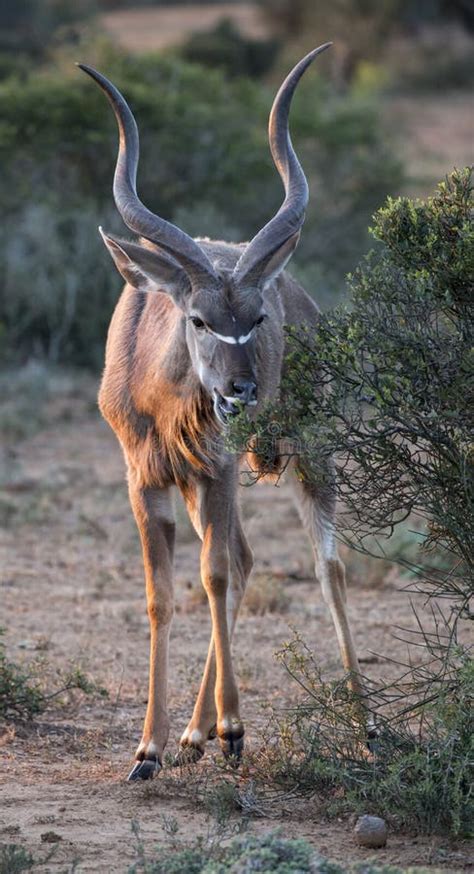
[232,380,257,405]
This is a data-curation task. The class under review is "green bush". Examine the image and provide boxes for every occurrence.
[128,824,429,873]
[0,202,121,366]
[0,630,44,722]
[255,634,474,837]
[179,18,280,79]
[260,1,474,45]
[259,1,474,88]
[0,845,36,874]
[229,169,473,838]
[0,843,59,873]
[0,628,108,723]
[0,45,402,366]
[233,168,473,612]
[0,0,98,62]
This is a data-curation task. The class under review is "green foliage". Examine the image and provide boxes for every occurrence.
[0,630,45,721]
[0,844,60,874]
[0,44,401,367]
[128,814,457,873]
[0,845,35,874]
[234,168,473,612]
[256,634,474,838]
[0,0,98,62]
[128,823,421,874]
[207,832,314,873]
[0,628,107,722]
[179,18,280,79]
[259,1,474,88]
[0,202,121,367]
[260,1,474,44]
[231,170,474,839]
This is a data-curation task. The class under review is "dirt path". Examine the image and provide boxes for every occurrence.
[0,403,472,871]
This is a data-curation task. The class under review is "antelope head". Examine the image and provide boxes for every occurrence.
[79,44,331,425]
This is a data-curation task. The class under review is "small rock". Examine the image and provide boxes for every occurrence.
[354,815,388,848]
[41,831,62,843]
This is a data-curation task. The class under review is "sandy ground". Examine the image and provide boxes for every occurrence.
[0,386,472,872]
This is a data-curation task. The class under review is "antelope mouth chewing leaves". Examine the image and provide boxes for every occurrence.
[213,390,242,425]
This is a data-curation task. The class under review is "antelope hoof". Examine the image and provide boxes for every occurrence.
[173,743,204,767]
[127,756,161,782]
[218,728,244,763]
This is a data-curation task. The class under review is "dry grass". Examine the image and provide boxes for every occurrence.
[243,572,291,615]
[180,573,292,617]
[180,579,209,613]
[100,3,269,53]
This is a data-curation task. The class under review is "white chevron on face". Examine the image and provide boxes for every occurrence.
[209,328,254,345]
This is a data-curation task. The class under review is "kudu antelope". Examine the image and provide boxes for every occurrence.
[79,43,364,782]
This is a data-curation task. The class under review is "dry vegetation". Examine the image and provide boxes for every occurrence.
[100,3,268,53]
[0,371,472,871]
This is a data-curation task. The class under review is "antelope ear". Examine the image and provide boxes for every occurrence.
[99,229,191,307]
[258,232,300,289]
[237,232,300,291]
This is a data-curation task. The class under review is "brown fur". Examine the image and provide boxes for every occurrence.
[98,240,310,489]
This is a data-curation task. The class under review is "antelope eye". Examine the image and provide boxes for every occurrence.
[190,316,205,329]
[255,315,266,326]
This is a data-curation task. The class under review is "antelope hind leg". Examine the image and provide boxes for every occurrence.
[291,464,370,728]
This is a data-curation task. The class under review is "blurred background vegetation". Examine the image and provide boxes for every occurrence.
[0,0,472,369]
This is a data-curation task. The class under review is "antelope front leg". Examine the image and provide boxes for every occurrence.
[198,478,244,759]
[127,477,175,781]
[178,516,252,762]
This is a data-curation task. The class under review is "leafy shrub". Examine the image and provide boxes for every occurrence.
[256,634,474,837]
[0,845,36,874]
[259,1,474,88]
[0,844,59,873]
[0,629,108,723]
[179,18,280,79]
[128,824,425,873]
[0,202,121,367]
[0,45,402,366]
[0,630,44,721]
[0,832,440,874]
[229,169,473,838]
[0,0,98,62]
[260,1,474,45]
[209,832,314,873]
[233,168,473,614]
